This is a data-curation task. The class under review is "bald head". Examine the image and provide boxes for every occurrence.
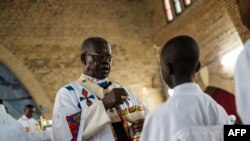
[81,37,110,56]
[160,35,200,88]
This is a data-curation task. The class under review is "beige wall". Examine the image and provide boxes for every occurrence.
[0,45,52,118]
[145,0,243,94]
[223,0,250,42]
[0,0,247,117]
[0,0,165,117]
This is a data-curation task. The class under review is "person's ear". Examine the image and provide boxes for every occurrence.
[195,62,201,72]
[81,54,86,65]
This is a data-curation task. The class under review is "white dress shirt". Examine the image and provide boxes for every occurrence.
[235,39,250,124]
[140,83,228,141]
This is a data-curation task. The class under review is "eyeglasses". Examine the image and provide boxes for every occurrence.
[87,53,112,62]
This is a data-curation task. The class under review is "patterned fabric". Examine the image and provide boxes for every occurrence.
[79,88,95,107]
[116,108,131,141]
[65,86,74,91]
[66,112,81,141]
[98,81,110,89]
[97,82,131,140]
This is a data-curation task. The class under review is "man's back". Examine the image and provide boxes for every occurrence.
[141,83,228,141]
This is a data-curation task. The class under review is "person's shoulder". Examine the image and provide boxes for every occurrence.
[57,81,79,93]
[30,118,39,123]
[147,101,172,119]
[17,115,24,121]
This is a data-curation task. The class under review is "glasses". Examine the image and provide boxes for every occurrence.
[87,53,112,62]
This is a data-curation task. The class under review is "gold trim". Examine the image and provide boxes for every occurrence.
[121,105,144,115]
[121,95,127,101]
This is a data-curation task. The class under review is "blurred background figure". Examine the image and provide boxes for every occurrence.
[0,99,28,141]
[18,104,42,132]
[234,0,250,125]
[18,104,51,141]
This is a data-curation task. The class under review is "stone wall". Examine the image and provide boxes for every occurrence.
[0,0,165,117]
[145,0,243,94]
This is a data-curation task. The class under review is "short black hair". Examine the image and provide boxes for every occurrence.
[0,99,3,104]
[161,35,200,76]
[24,104,35,111]
[81,37,109,55]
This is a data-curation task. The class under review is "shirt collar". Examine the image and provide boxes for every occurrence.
[22,115,29,120]
[83,73,108,84]
[173,82,202,96]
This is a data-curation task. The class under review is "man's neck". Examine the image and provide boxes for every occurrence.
[83,73,107,84]
[173,76,194,88]
[24,115,31,119]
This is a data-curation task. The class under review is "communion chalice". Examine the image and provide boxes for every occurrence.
[121,105,145,140]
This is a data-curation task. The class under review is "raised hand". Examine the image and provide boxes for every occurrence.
[102,88,128,109]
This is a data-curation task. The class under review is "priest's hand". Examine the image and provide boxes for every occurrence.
[102,88,128,109]
[131,119,144,134]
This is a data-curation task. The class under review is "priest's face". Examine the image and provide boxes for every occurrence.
[84,44,112,79]
[24,108,35,119]
[237,0,250,30]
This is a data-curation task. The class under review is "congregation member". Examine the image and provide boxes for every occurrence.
[140,35,229,141]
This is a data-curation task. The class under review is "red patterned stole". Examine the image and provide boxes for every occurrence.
[66,112,81,141]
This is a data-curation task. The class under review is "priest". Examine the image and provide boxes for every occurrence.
[52,37,145,141]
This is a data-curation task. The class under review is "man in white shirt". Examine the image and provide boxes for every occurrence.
[19,104,51,141]
[0,100,28,141]
[52,37,145,141]
[234,0,250,124]
[18,104,41,132]
[140,35,229,141]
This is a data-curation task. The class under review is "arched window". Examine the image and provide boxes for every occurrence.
[0,63,42,120]
[164,0,193,23]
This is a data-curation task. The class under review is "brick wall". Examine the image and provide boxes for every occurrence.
[0,0,165,115]
[145,0,243,94]
[223,0,250,42]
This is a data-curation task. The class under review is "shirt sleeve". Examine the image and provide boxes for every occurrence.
[52,88,81,141]
[82,100,111,140]
[52,87,111,141]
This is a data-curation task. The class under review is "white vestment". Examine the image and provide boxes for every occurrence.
[140,83,229,141]
[235,39,250,124]
[52,74,145,141]
[0,104,28,141]
[18,115,51,141]
[18,115,41,132]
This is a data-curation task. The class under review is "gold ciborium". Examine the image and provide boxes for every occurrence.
[121,105,145,140]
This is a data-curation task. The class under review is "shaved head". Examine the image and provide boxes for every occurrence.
[160,35,200,88]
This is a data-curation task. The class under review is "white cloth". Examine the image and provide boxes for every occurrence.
[235,39,250,124]
[0,104,28,141]
[52,74,146,141]
[140,83,228,141]
[18,115,51,141]
[18,115,41,132]
[27,130,52,141]
[172,125,223,141]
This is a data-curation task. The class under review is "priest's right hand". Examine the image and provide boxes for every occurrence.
[102,88,127,110]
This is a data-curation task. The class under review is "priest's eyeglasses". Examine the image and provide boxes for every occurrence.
[87,53,112,62]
